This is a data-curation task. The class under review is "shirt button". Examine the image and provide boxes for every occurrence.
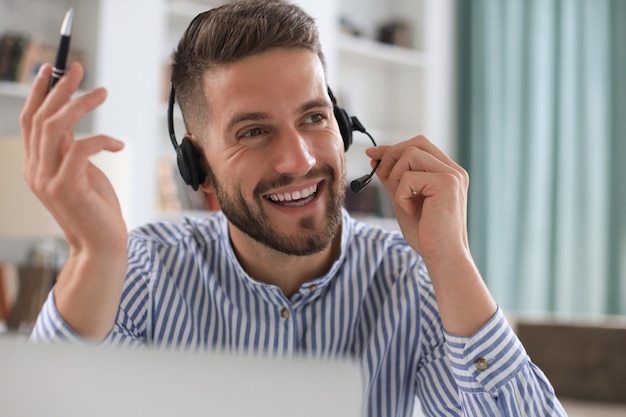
[280,307,290,319]
[308,284,318,291]
[475,357,489,371]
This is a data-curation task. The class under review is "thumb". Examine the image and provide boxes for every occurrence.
[365,145,389,159]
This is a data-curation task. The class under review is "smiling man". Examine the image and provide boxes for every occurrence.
[200,48,346,292]
[22,1,566,416]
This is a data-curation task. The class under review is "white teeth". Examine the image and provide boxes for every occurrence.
[268,184,317,203]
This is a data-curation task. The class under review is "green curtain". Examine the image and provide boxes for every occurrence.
[456,0,626,315]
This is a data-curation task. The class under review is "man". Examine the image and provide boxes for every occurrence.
[22,0,566,415]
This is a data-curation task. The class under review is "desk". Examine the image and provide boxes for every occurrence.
[562,399,626,417]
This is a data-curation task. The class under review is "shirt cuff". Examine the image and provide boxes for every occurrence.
[443,307,528,394]
[30,288,102,345]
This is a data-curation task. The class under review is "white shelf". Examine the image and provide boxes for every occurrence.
[351,128,418,146]
[0,81,31,99]
[337,33,426,69]
[0,80,90,100]
[168,0,223,19]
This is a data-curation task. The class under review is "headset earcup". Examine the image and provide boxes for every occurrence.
[333,105,353,152]
[176,137,207,191]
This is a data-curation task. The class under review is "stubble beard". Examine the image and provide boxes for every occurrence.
[208,164,346,256]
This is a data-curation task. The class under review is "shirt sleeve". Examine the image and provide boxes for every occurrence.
[29,289,90,344]
[29,235,153,349]
[29,287,144,349]
[443,308,568,416]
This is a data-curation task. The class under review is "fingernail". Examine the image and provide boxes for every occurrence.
[37,64,48,77]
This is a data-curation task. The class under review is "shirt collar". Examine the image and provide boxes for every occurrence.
[215,208,354,304]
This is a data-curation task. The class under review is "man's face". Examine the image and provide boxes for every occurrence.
[198,48,346,256]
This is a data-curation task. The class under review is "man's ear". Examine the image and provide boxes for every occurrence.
[200,177,215,193]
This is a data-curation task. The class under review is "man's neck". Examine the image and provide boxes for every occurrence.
[227,223,343,297]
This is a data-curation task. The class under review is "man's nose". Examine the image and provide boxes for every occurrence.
[271,129,316,176]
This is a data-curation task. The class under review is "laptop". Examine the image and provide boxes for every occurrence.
[0,336,362,416]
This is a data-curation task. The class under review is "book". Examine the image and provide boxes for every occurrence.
[157,157,183,212]
[0,263,20,323]
[0,264,9,321]
[17,39,85,85]
[0,31,85,85]
[6,265,56,334]
[0,32,26,81]
[156,157,220,213]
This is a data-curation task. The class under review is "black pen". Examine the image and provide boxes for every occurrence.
[49,7,74,92]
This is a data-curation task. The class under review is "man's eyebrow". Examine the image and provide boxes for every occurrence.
[299,99,332,114]
[226,111,271,132]
[225,99,331,131]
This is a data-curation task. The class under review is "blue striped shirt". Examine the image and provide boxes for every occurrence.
[32,209,566,416]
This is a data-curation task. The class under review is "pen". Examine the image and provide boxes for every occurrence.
[48,7,74,92]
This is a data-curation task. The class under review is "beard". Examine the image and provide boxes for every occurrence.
[207,164,346,256]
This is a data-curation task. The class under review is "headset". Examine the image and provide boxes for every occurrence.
[167,84,380,193]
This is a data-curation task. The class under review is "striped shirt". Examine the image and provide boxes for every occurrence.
[32,209,566,417]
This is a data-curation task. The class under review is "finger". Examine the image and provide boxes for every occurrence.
[394,170,461,217]
[37,87,108,178]
[367,135,464,176]
[30,63,85,151]
[20,63,53,156]
[38,135,124,224]
[55,135,125,188]
[406,135,464,173]
[29,135,123,246]
[387,146,453,183]
[364,145,401,197]
[40,62,85,111]
[368,144,452,203]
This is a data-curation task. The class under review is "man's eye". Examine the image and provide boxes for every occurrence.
[304,113,326,124]
[241,127,264,138]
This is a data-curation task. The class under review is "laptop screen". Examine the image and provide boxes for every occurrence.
[1,337,362,416]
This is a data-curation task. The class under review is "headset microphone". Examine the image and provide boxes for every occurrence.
[345,118,380,192]
[350,159,381,193]
[327,88,380,193]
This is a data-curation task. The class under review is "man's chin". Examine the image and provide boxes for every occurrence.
[251,213,340,256]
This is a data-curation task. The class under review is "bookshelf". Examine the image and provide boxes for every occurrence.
[0,0,455,228]
[0,0,165,231]
[333,0,455,182]
[337,33,426,68]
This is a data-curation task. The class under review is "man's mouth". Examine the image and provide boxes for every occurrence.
[265,183,319,207]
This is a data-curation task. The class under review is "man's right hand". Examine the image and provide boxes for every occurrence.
[20,62,128,340]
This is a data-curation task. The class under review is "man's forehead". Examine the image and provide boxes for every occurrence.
[200,50,329,118]
[201,48,325,89]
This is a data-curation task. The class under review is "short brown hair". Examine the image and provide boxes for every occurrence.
[171,0,325,134]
